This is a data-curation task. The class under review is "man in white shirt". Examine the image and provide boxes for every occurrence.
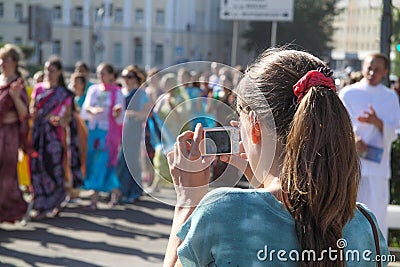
[339,53,400,239]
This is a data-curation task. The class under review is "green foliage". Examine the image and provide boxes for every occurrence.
[389,230,400,248]
[241,0,339,57]
[392,9,400,76]
[391,135,400,204]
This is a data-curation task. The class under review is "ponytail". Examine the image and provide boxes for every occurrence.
[281,86,360,266]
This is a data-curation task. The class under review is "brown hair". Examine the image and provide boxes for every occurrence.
[239,47,360,266]
[0,43,24,77]
[366,53,389,70]
[46,56,66,88]
[122,64,146,86]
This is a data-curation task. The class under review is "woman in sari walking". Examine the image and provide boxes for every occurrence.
[30,56,82,220]
[0,44,30,223]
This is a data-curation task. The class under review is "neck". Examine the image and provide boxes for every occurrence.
[262,143,284,201]
[1,73,18,83]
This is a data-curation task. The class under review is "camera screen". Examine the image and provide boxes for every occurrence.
[205,130,231,154]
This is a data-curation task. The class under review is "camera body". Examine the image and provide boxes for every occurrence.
[202,126,240,155]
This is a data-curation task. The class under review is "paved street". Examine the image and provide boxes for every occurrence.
[0,189,176,267]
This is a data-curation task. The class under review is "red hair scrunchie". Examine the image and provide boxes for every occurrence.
[293,67,336,104]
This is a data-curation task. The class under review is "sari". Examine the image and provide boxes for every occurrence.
[0,79,29,223]
[31,84,82,213]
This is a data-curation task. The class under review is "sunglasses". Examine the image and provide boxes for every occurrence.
[122,74,137,79]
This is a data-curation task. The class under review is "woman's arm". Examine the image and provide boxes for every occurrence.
[163,124,214,267]
[9,79,28,119]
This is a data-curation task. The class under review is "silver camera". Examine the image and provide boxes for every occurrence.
[202,126,240,155]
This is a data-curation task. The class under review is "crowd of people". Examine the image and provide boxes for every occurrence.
[0,43,244,223]
[1,42,400,265]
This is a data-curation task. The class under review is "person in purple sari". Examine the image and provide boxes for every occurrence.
[30,56,82,220]
[0,43,30,223]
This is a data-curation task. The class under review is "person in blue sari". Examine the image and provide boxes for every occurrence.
[116,65,151,203]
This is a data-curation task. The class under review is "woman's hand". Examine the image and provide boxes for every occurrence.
[9,79,24,100]
[167,123,214,207]
[112,104,122,118]
[219,120,261,188]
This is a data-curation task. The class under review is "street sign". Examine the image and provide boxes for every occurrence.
[220,0,294,21]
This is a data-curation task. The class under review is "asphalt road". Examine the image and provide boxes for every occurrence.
[0,189,176,267]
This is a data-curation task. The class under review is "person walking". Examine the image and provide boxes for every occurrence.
[82,62,124,209]
[339,53,400,239]
[0,43,30,223]
[30,56,83,220]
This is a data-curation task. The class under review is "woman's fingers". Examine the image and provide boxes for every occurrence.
[190,123,203,158]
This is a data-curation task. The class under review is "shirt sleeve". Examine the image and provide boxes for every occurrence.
[382,91,400,147]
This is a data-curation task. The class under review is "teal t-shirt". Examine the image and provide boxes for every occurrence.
[177,188,390,267]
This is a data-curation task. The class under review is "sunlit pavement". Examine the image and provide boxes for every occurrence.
[0,189,175,267]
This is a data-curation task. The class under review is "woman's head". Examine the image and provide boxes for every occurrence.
[96,62,115,84]
[237,47,359,266]
[71,73,87,96]
[121,65,146,89]
[0,43,23,78]
[44,56,66,88]
[160,73,178,93]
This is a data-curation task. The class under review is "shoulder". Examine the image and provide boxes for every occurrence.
[339,82,364,98]
[196,187,292,221]
[380,84,400,100]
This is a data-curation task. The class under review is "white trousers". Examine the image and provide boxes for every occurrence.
[357,176,389,240]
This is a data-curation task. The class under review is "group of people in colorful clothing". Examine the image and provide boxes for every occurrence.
[0,43,243,224]
[0,43,153,222]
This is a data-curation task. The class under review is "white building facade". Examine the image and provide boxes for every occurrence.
[0,0,247,71]
[330,0,382,70]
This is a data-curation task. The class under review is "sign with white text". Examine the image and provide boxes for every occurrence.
[220,0,294,21]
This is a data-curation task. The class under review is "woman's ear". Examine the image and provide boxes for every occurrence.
[249,111,261,144]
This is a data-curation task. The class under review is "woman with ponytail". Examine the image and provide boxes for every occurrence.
[164,47,390,266]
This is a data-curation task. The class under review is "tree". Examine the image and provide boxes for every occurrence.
[242,0,339,58]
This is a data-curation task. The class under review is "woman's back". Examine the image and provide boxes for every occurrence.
[177,188,389,266]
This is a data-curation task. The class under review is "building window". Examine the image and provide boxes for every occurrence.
[155,44,163,65]
[53,6,62,20]
[155,10,164,25]
[114,43,122,65]
[73,41,82,61]
[15,3,23,20]
[114,8,123,23]
[0,3,4,17]
[74,6,83,26]
[95,7,105,22]
[135,9,144,24]
[134,38,143,65]
[14,37,22,45]
[53,40,61,55]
